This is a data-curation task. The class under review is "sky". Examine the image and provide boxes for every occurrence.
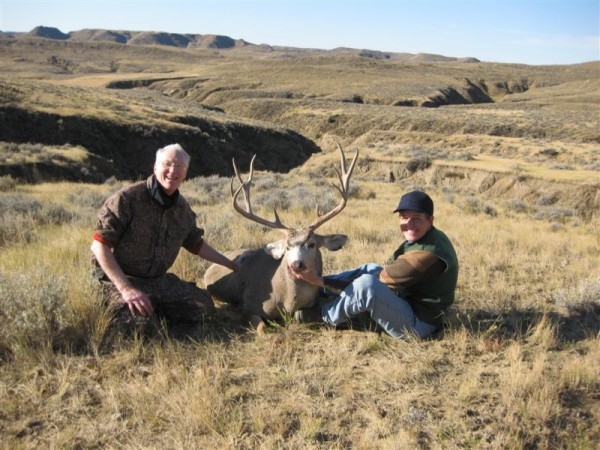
[1,1,598,65]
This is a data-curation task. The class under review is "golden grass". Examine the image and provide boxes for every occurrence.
[437,154,600,183]
[1,170,599,448]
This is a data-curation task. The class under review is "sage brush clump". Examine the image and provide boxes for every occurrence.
[0,175,17,192]
[0,195,81,247]
[0,270,68,350]
[0,214,37,247]
[553,277,600,311]
[552,277,600,338]
[0,195,40,247]
[184,175,229,207]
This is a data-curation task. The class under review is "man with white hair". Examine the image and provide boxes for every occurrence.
[91,143,240,335]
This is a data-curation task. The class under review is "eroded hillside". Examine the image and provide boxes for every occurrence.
[0,34,598,212]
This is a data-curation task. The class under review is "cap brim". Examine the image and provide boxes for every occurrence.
[393,207,430,214]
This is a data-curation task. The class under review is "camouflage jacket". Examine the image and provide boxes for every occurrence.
[93,175,204,278]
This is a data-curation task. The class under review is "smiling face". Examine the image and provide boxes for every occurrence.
[154,146,189,195]
[399,210,434,243]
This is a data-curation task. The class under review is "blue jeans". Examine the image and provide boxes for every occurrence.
[322,263,438,340]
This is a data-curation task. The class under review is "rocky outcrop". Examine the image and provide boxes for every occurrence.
[22,26,250,50]
[27,26,69,40]
[15,26,478,60]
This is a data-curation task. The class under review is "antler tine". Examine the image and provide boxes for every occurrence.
[309,143,359,231]
[231,154,289,232]
[333,142,358,193]
[230,156,246,202]
[231,154,256,212]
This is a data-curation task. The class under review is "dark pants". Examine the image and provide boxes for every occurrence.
[98,273,215,336]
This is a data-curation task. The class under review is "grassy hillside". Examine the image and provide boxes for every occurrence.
[0,33,599,449]
[2,37,599,184]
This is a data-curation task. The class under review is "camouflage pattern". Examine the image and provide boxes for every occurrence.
[93,176,204,278]
[98,273,215,335]
[93,175,211,335]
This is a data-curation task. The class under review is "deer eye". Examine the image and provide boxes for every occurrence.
[307,242,316,249]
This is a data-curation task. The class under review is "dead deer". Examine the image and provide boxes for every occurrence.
[203,144,359,334]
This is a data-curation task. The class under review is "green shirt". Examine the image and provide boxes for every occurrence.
[384,227,459,325]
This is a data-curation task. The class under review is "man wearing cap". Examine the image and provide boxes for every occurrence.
[292,190,458,340]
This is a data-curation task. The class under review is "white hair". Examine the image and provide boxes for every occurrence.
[156,143,190,163]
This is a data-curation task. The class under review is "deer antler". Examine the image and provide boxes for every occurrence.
[308,143,359,231]
[231,154,290,232]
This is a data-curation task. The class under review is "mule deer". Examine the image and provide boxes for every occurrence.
[203,144,359,334]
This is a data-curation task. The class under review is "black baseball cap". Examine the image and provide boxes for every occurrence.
[393,190,434,215]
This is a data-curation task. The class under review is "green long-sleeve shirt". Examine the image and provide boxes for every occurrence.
[382,227,459,325]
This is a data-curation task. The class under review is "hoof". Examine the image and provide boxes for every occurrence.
[256,321,268,336]
[249,315,267,335]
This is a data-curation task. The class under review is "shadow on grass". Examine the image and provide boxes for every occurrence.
[44,301,258,358]
[47,299,599,358]
[166,302,255,342]
[446,301,600,343]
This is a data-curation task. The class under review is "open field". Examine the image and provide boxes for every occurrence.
[1,171,599,449]
[0,32,599,448]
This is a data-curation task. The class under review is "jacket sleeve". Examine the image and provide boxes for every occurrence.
[379,250,445,292]
[93,191,132,247]
[322,276,354,292]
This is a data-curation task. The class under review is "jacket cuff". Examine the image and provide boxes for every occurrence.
[92,232,114,248]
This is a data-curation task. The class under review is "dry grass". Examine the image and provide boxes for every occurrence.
[1,36,599,449]
[0,142,91,167]
[1,166,599,449]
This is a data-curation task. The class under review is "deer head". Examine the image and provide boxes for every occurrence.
[231,143,359,275]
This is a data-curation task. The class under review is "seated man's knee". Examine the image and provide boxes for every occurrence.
[354,273,379,291]
[356,263,382,275]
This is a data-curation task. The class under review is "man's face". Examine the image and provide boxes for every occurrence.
[154,149,189,195]
[399,210,433,243]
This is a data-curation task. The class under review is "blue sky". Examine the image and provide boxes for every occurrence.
[1,1,598,65]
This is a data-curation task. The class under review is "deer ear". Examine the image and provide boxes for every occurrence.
[319,234,349,251]
[264,239,287,259]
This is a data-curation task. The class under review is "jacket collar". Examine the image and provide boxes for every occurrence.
[147,175,179,209]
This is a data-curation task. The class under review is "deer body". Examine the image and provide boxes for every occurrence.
[204,230,347,324]
[203,144,358,333]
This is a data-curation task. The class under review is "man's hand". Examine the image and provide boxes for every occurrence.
[91,240,154,317]
[120,287,154,317]
[289,266,325,287]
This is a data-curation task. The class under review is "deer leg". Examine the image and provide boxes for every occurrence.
[249,314,268,335]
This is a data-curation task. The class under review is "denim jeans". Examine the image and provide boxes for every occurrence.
[321,263,438,340]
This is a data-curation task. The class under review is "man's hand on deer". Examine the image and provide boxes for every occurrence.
[289,266,324,287]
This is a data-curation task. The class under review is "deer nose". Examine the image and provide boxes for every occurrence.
[290,260,306,272]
